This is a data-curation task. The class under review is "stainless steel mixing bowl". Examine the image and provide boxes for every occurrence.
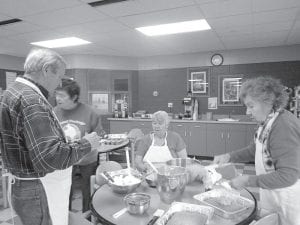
[107,169,143,194]
[156,165,188,204]
[124,193,151,215]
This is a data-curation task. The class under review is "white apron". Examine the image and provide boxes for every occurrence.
[143,133,173,163]
[16,77,72,225]
[255,115,300,225]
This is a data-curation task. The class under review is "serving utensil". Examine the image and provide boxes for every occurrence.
[147,209,164,225]
[102,171,115,183]
[112,208,127,219]
[125,147,131,176]
[145,159,159,174]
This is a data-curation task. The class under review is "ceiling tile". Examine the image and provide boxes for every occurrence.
[23,5,108,28]
[92,0,146,17]
[8,30,64,43]
[0,13,11,21]
[118,6,205,28]
[199,0,252,18]
[208,14,253,30]
[3,21,42,33]
[252,0,300,13]
[137,0,195,12]
[214,25,253,37]
[54,20,130,37]
[0,0,82,18]
[253,21,293,33]
[0,28,20,37]
[253,8,299,24]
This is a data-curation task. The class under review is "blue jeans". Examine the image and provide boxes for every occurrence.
[12,179,52,225]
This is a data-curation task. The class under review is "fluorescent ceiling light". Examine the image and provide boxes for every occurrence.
[31,37,91,48]
[136,19,211,36]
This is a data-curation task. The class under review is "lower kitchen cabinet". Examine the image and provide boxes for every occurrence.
[246,124,258,145]
[170,122,206,156]
[206,124,247,157]
[109,119,257,158]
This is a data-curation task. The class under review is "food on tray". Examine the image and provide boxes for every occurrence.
[205,196,242,212]
[112,174,141,186]
[166,211,207,225]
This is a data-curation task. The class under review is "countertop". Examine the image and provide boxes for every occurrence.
[108,117,257,125]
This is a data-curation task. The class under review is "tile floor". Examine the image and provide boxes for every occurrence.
[0,161,259,225]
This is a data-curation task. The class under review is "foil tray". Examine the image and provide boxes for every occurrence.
[193,188,254,219]
[155,202,214,225]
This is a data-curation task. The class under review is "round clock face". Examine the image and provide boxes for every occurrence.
[211,54,223,66]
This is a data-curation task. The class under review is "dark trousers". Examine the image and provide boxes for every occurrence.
[69,162,97,212]
[12,179,52,225]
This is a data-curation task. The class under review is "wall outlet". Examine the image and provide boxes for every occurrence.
[168,102,173,108]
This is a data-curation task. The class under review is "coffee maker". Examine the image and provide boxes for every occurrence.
[182,92,193,119]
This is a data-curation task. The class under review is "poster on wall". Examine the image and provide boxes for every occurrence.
[90,93,109,114]
[6,71,17,89]
[208,97,218,109]
[218,75,243,106]
[187,68,210,97]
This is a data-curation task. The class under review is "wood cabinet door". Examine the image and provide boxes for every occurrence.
[169,122,188,145]
[246,124,258,146]
[189,124,207,156]
[110,121,133,133]
[133,121,152,135]
[225,124,247,153]
[206,124,227,157]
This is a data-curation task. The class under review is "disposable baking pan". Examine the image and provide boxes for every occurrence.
[155,202,214,225]
[193,188,254,219]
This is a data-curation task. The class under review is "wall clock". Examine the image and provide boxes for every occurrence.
[211,53,224,66]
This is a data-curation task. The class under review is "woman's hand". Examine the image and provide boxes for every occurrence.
[230,175,249,190]
[213,153,230,164]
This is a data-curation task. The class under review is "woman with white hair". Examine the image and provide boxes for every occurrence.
[135,110,187,172]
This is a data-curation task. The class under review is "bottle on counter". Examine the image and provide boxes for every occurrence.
[192,99,198,121]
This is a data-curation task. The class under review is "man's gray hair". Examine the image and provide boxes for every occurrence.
[24,48,66,75]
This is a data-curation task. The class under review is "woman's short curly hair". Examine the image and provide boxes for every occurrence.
[152,111,170,126]
[239,76,289,110]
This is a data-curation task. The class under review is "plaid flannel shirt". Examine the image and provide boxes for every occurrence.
[0,79,92,178]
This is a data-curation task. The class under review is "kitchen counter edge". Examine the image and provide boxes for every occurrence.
[107,118,257,125]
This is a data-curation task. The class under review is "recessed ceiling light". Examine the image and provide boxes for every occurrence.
[30,37,91,48]
[135,19,211,36]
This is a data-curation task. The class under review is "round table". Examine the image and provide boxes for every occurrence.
[91,181,257,225]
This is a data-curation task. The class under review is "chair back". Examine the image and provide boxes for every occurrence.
[251,213,279,225]
[127,128,144,168]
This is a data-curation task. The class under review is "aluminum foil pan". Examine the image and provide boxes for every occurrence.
[193,188,254,219]
[155,202,214,225]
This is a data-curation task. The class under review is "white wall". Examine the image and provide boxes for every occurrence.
[1,45,300,71]
[137,45,300,70]
[63,54,138,70]
[0,55,24,71]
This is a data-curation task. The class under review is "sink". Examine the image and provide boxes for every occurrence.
[216,118,239,122]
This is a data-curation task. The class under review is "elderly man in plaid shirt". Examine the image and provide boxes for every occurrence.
[0,48,101,225]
